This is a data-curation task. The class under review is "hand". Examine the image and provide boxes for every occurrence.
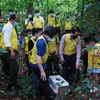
[76,63,80,69]
[55,50,59,57]
[40,71,47,81]
[60,59,65,64]
[11,50,15,59]
[48,53,51,56]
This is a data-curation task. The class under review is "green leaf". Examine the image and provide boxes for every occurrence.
[77,95,84,100]
[86,84,92,89]
[75,86,82,92]
[82,78,90,84]
[65,88,70,95]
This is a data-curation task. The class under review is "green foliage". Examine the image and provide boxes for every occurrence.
[0,0,99,35]
[18,75,37,98]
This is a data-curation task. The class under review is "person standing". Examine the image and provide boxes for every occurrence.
[33,10,44,31]
[21,29,32,75]
[28,28,42,88]
[30,25,55,100]
[55,12,61,39]
[65,16,72,34]
[2,14,20,90]
[59,26,81,85]
[46,34,60,75]
[25,13,34,30]
[47,10,55,27]
[84,35,100,92]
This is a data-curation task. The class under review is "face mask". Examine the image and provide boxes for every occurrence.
[56,15,59,18]
[9,12,14,15]
[47,38,54,42]
[0,23,3,27]
[50,13,54,16]
[67,19,70,21]
[13,22,19,27]
[28,34,32,38]
[71,35,78,39]
[0,23,3,32]
[35,13,40,17]
[28,14,32,18]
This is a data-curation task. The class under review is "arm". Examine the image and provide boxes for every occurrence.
[76,37,81,69]
[25,19,29,25]
[3,25,15,59]
[28,40,34,54]
[59,34,66,64]
[36,55,46,81]
[36,39,46,81]
[42,17,44,31]
[21,39,25,59]
[55,35,60,56]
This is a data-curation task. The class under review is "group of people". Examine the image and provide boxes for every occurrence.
[0,8,100,100]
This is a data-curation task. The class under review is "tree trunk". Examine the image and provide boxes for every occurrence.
[27,3,33,16]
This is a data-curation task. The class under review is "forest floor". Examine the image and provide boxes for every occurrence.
[0,54,100,100]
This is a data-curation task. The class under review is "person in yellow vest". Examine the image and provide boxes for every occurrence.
[28,28,42,88]
[65,16,72,34]
[28,28,43,62]
[0,16,4,48]
[59,26,81,85]
[55,12,61,39]
[21,29,32,75]
[84,35,100,93]
[25,13,33,30]
[33,10,44,31]
[2,14,20,91]
[30,25,55,100]
[47,10,55,27]
[46,35,60,75]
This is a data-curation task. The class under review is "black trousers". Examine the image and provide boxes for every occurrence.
[25,54,31,75]
[1,52,10,76]
[46,53,59,75]
[32,68,55,100]
[7,50,19,89]
[55,27,61,40]
[63,53,76,85]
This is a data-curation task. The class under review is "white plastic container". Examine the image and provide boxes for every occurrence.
[49,75,69,97]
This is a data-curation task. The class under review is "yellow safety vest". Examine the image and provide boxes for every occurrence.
[0,32,3,48]
[88,43,100,68]
[48,36,57,53]
[10,28,18,50]
[65,21,72,30]
[55,18,61,27]
[25,19,33,29]
[47,15,55,27]
[30,35,48,64]
[33,16,43,28]
[28,37,35,62]
[24,36,29,54]
[63,34,79,55]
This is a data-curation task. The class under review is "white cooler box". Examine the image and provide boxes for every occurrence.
[49,75,69,98]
